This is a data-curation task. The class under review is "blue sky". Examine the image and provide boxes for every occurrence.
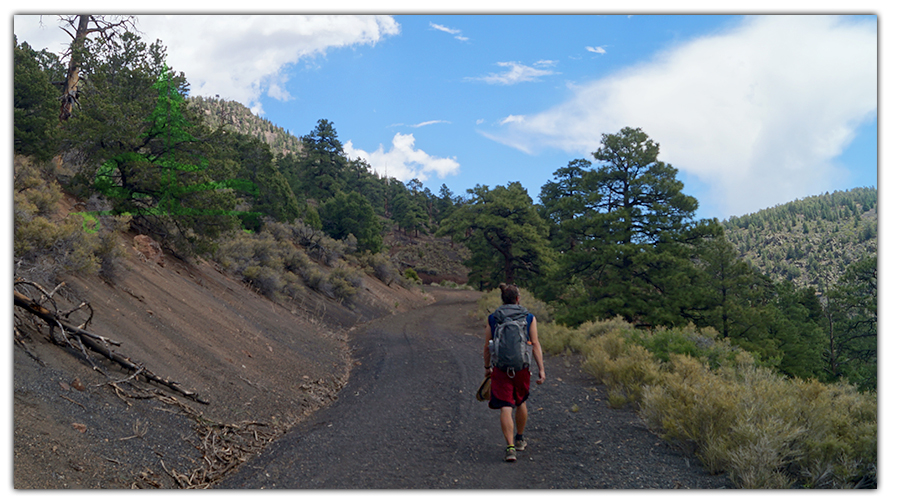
[13,13,878,221]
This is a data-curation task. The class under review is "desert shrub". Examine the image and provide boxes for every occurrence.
[640,352,877,488]
[215,221,363,303]
[581,330,661,408]
[358,251,402,286]
[296,266,330,296]
[626,323,743,370]
[540,304,877,488]
[536,322,581,356]
[403,268,421,283]
[328,265,362,302]
[14,156,125,283]
[789,379,877,488]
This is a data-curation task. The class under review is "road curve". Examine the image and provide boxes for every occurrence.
[218,288,731,489]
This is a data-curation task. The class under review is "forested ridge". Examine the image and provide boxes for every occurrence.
[14,18,876,489]
[722,187,877,291]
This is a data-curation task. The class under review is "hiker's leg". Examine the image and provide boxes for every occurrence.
[515,402,528,435]
[500,406,515,446]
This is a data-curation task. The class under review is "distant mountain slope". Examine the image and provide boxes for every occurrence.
[187,96,304,156]
[721,186,877,291]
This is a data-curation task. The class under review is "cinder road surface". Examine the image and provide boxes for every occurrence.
[219,289,731,489]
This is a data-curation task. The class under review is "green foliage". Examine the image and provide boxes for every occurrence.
[14,37,61,161]
[392,189,429,236]
[538,127,720,327]
[215,132,301,230]
[62,31,170,167]
[215,220,363,303]
[14,156,125,283]
[822,256,877,391]
[403,268,421,283]
[60,34,244,257]
[320,191,383,254]
[439,182,554,290]
[722,187,876,290]
[627,323,742,370]
[690,235,828,379]
[542,311,876,488]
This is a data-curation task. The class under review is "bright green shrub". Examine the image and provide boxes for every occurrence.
[627,323,742,369]
[403,268,421,283]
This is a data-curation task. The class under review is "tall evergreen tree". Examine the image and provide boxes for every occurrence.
[823,256,877,390]
[438,182,554,290]
[539,127,717,326]
[320,191,383,254]
[296,119,348,201]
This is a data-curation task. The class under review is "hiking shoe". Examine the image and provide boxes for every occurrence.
[514,438,527,451]
[505,446,517,462]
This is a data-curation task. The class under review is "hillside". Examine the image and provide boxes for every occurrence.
[187,96,304,157]
[13,225,434,488]
[721,187,877,291]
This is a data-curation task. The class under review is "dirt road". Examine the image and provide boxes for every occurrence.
[219,288,731,489]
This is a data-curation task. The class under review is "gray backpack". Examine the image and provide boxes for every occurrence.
[490,304,532,371]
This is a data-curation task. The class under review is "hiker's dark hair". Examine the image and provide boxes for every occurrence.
[500,283,519,305]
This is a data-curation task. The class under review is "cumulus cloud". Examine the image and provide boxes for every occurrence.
[467,60,557,85]
[484,15,876,217]
[134,15,400,114]
[15,15,401,114]
[586,46,607,54]
[12,15,398,116]
[344,133,460,182]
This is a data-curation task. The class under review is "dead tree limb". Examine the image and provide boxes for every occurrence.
[14,289,208,405]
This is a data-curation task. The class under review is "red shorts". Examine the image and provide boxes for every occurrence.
[489,367,531,409]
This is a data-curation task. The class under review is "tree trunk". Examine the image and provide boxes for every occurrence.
[60,15,90,121]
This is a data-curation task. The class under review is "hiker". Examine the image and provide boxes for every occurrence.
[483,283,546,462]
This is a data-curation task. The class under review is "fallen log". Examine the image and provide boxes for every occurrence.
[14,289,208,405]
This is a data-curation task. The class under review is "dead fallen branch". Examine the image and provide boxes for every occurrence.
[14,282,208,405]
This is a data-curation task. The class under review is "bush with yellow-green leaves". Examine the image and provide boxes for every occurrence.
[14,156,126,283]
[485,289,876,489]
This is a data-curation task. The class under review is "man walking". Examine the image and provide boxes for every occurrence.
[483,284,546,462]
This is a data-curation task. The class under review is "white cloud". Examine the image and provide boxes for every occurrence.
[344,133,460,182]
[485,15,876,217]
[411,120,450,128]
[586,46,607,54]
[430,22,468,41]
[13,15,401,115]
[500,115,525,125]
[467,61,557,85]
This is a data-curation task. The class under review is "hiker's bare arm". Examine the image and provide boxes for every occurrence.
[530,319,546,384]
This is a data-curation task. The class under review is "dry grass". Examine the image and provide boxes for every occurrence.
[534,311,877,489]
